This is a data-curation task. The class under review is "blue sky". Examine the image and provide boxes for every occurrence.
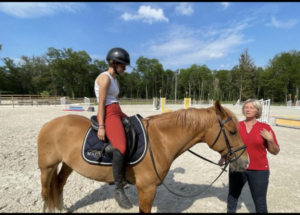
[0,2,299,72]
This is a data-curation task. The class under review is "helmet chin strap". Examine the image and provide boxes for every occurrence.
[113,62,120,75]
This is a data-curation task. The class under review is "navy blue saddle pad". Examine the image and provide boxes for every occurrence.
[81,114,148,166]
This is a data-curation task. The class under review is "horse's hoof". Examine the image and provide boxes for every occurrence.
[60,207,69,213]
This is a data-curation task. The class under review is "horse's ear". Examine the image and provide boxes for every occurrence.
[214,100,226,118]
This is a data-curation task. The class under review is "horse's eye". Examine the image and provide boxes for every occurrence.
[229,130,236,135]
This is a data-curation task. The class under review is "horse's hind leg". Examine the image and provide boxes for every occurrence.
[40,165,58,213]
[56,162,73,212]
[40,162,73,213]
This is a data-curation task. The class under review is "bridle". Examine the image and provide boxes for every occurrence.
[209,116,247,163]
[145,115,247,198]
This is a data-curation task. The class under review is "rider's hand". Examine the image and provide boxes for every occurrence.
[97,128,105,141]
[218,157,226,166]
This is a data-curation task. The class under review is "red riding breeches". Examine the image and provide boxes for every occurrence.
[98,103,128,155]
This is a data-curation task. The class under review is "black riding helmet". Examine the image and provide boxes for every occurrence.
[106,47,132,67]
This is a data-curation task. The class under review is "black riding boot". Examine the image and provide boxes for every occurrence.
[113,148,133,209]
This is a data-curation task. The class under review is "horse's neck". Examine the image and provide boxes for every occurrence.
[145,116,208,161]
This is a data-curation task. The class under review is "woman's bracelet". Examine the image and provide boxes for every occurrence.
[98,123,105,126]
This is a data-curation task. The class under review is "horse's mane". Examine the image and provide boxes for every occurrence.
[147,106,238,130]
[147,107,215,130]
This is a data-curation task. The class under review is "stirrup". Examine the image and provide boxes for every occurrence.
[108,181,129,189]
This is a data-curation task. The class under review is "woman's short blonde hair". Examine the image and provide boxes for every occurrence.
[242,99,262,119]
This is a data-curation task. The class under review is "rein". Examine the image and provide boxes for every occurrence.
[187,149,227,172]
[144,115,246,198]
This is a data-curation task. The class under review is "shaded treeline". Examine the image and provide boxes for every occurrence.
[0,47,299,103]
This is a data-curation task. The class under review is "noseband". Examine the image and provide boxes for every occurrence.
[210,116,247,163]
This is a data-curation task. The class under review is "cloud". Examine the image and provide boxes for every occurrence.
[175,3,194,16]
[221,2,230,9]
[220,64,230,69]
[141,21,253,70]
[269,16,299,28]
[0,2,85,18]
[120,5,168,24]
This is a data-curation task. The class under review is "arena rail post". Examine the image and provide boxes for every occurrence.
[153,97,159,110]
[234,99,240,106]
[84,97,90,111]
[160,97,166,113]
[60,97,66,110]
[184,98,191,109]
[259,99,271,124]
[295,100,300,110]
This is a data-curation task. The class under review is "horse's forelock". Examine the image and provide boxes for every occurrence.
[223,107,239,123]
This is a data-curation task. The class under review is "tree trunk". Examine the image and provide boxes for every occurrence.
[198,82,201,101]
[257,87,260,99]
[239,85,242,101]
[71,89,75,99]
[201,81,203,101]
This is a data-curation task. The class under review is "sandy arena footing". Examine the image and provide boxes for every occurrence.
[0,104,299,213]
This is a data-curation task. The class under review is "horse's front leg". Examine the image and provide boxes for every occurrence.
[136,183,157,213]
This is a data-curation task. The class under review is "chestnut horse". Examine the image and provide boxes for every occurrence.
[37,101,248,213]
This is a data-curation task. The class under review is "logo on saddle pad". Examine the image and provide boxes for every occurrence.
[87,150,102,159]
[81,114,148,166]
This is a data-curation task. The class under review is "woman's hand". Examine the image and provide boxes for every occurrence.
[260,128,280,155]
[97,128,106,141]
[260,128,274,142]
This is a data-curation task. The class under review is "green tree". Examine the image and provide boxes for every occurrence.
[234,49,256,101]
[255,67,265,99]
[136,57,164,99]
[0,66,10,92]
[2,58,23,94]
[46,47,92,98]
[213,69,231,101]
[20,55,51,95]
[264,50,300,102]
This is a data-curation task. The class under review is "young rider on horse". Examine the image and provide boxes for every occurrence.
[94,47,132,209]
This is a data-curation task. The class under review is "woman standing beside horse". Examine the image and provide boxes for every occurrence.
[94,47,132,209]
[219,99,280,213]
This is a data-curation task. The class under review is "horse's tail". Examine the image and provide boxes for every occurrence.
[45,166,60,212]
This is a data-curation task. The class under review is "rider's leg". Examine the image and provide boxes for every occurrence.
[105,104,132,209]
